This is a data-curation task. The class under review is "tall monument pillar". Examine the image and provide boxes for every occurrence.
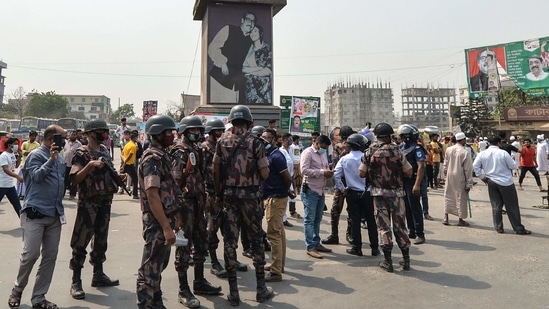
[192,0,287,127]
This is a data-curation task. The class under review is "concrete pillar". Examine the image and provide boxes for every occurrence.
[192,0,286,127]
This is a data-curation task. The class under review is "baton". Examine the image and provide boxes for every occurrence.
[467,192,472,218]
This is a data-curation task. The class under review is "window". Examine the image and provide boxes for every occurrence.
[78,107,85,111]
[90,106,97,111]
[95,98,99,102]
[82,98,86,102]
[70,98,74,102]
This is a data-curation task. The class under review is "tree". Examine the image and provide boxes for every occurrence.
[494,87,549,118]
[24,91,68,119]
[109,104,135,123]
[4,86,27,119]
[165,100,185,122]
[459,97,494,137]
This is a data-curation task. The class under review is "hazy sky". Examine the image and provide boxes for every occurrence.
[2,0,549,117]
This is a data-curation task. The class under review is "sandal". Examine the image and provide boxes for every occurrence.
[442,220,449,226]
[32,299,58,309]
[457,220,470,227]
[8,289,21,309]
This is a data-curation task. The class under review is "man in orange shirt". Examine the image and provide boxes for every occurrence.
[517,138,545,192]
[121,130,139,199]
[430,134,443,188]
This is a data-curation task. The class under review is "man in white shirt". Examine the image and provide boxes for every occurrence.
[536,134,549,175]
[289,135,302,194]
[510,136,521,176]
[114,118,131,149]
[0,137,23,217]
[473,135,531,235]
[64,131,82,199]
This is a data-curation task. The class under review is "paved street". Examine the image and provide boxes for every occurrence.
[1,162,549,308]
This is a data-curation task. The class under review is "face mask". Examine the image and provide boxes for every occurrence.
[318,148,326,155]
[161,134,175,148]
[265,144,272,151]
[95,131,106,142]
[276,142,282,148]
[12,145,18,152]
[189,133,201,142]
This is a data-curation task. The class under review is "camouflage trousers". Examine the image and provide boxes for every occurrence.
[174,197,208,273]
[329,192,349,235]
[373,196,411,251]
[69,196,113,270]
[222,196,266,272]
[206,190,223,253]
[137,212,172,309]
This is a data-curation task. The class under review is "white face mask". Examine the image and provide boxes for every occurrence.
[12,145,18,152]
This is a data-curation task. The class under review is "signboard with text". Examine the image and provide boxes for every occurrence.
[466,36,549,97]
[282,95,321,137]
[503,106,549,121]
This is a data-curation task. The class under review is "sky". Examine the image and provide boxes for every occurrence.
[2,0,549,119]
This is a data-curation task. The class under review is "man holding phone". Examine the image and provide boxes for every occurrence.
[300,134,333,259]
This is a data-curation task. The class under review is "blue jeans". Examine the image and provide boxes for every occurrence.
[301,189,325,250]
[0,186,22,217]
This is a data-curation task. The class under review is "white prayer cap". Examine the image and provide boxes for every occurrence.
[537,134,544,140]
[509,136,516,141]
[455,132,466,141]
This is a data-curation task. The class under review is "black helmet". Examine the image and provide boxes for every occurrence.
[228,105,253,124]
[84,120,109,132]
[205,119,225,134]
[340,126,355,140]
[346,133,365,150]
[179,116,205,134]
[398,124,420,141]
[373,123,394,137]
[251,125,265,137]
[145,115,176,135]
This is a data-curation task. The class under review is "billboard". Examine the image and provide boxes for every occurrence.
[503,106,549,121]
[206,3,273,105]
[282,96,320,137]
[466,37,549,96]
[142,100,158,121]
[193,112,230,128]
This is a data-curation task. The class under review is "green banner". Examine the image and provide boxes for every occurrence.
[465,37,549,97]
[284,96,321,137]
[280,95,292,108]
[280,109,291,133]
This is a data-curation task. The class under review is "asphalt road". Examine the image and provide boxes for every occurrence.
[1,157,549,308]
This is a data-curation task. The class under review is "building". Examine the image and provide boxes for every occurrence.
[324,81,394,130]
[0,61,6,105]
[401,86,455,131]
[61,95,112,120]
[182,92,200,116]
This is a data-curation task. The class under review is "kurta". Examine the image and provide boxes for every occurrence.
[443,144,474,218]
[536,141,549,173]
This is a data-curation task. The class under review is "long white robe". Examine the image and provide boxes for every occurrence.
[536,141,549,173]
[443,144,474,219]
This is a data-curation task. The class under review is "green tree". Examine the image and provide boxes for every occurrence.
[166,100,185,122]
[459,97,495,137]
[24,91,68,119]
[109,104,135,123]
[494,87,549,118]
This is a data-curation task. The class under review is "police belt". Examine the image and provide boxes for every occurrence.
[347,189,366,196]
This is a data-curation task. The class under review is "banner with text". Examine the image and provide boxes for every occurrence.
[465,37,549,97]
[285,96,321,137]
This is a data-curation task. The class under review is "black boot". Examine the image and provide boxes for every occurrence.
[91,264,119,287]
[227,271,240,306]
[152,291,167,309]
[210,251,228,278]
[346,220,353,245]
[178,272,200,308]
[193,263,222,295]
[399,248,411,271]
[255,264,274,303]
[321,224,340,245]
[70,268,85,299]
[379,249,393,273]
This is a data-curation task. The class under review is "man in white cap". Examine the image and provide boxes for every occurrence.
[536,134,549,175]
[442,132,474,226]
[510,136,521,176]
[479,137,488,152]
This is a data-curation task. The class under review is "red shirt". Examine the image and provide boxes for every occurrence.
[520,146,536,167]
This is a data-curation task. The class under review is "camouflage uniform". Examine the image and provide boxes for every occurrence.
[136,146,183,308]
[69,145,118,278]
[202,137,223,257]
[213,126,269,295]
[360,142,412,253]
[171,139,209,276]
[324,142,350,242]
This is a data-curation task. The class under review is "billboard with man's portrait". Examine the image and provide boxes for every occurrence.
[205,3,273,105]
[465,36,549,97]
[285,96,320,137]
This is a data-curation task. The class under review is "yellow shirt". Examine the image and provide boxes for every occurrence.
[21,140,40,165]
[430,141,441,163]
[122,140,137,166]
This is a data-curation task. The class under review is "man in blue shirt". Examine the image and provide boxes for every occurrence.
[334,134,379,256]
[260,128,292,282]
[398,124,426,245]
[8,125,66,309]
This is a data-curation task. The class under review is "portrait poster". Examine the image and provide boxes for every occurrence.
[288,96,320,137]
[206,3,273,105]
[193,112,231,129]
[142,100,158,121]
[465,36,549,97]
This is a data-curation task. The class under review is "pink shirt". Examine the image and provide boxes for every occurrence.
[300,146,329,195]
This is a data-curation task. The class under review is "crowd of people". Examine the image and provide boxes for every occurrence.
[3,107,542,308]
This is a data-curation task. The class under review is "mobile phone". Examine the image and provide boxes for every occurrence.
[53,134,63,147]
